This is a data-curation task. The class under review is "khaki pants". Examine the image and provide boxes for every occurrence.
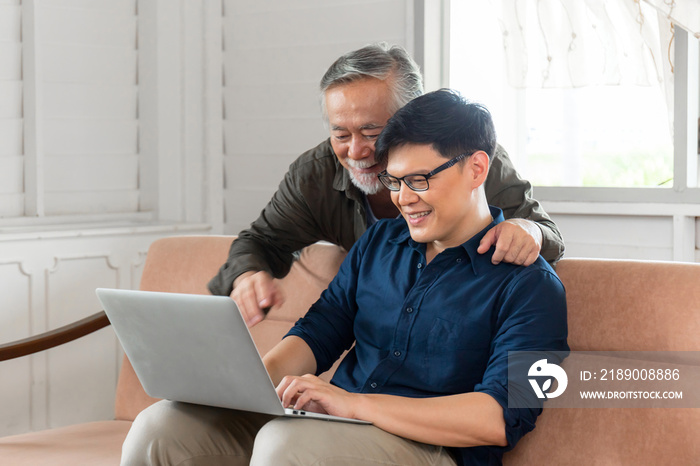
[121,400,457,466]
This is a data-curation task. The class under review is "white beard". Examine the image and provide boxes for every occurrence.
[349,171,384,195]
[346,159,384,195]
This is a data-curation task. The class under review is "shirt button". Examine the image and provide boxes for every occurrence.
[370,382,378,389]
[457,258,462,263]
[417,263,423,269]
[406,307,413,313]
[394,350,402,357]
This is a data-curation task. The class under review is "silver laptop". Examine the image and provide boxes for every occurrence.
[96,288,369,424]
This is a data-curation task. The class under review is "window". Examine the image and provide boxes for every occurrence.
[447,1,697,191]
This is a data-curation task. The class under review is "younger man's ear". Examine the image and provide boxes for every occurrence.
[468,150,490,186]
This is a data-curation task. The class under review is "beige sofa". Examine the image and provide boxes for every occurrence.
[0,236,698,465]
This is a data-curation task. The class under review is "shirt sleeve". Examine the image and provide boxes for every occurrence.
[207,161,327,296]
[473,266,569,450]
[485,145,566,266]
[284,224,376,374]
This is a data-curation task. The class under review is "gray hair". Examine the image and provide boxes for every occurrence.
[319,43,424,119]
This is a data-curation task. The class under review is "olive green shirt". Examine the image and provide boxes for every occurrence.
[208,139,564,296]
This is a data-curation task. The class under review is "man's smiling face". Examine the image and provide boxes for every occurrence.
[386,143,482,253]
[325,77,395,195]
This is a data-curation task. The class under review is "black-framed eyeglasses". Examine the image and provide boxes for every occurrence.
[377,152,471,192]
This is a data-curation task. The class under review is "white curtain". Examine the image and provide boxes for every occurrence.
[644,0,700,38]
[492,0,698,135]
[492,0,700,89]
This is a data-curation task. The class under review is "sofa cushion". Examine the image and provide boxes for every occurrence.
[0,420,132,466]
[504,407,700,464]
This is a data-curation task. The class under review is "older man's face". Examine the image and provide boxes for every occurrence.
[325,77,395,195]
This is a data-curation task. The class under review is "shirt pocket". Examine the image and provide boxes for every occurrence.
[423,317,491,392]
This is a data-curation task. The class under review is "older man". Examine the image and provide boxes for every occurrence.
[208,43,565,326]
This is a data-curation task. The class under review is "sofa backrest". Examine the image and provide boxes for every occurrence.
[555,258,700,352]
[503,258,700,465]
[114,236,347,421]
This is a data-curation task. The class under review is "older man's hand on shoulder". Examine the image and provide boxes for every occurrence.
[477,218,543,266]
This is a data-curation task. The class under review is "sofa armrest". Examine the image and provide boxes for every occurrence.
[0,311,110,362]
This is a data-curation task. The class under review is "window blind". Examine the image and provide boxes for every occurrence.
[40,0,139,215]
[0,0,140,219]
[0,0,23,217]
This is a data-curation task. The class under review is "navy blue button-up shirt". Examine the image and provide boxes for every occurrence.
[286,206,568,465]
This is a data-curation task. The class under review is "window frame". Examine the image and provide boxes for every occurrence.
[419,0,700,207]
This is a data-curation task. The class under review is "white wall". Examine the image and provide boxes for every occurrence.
[545,205,700,262]
[221,0,414,235]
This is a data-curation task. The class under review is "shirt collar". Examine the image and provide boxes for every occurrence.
[389,206,505,275]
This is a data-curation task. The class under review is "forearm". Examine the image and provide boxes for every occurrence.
[207,235,283,296]
[208,206,317,296]
[534,219,565,265]
[352,391,507,448]
[486,144,565,264]
[263,336,317,386]
[227,229,295,279]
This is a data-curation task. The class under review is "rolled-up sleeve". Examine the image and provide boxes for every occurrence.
[473,267,569,449]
